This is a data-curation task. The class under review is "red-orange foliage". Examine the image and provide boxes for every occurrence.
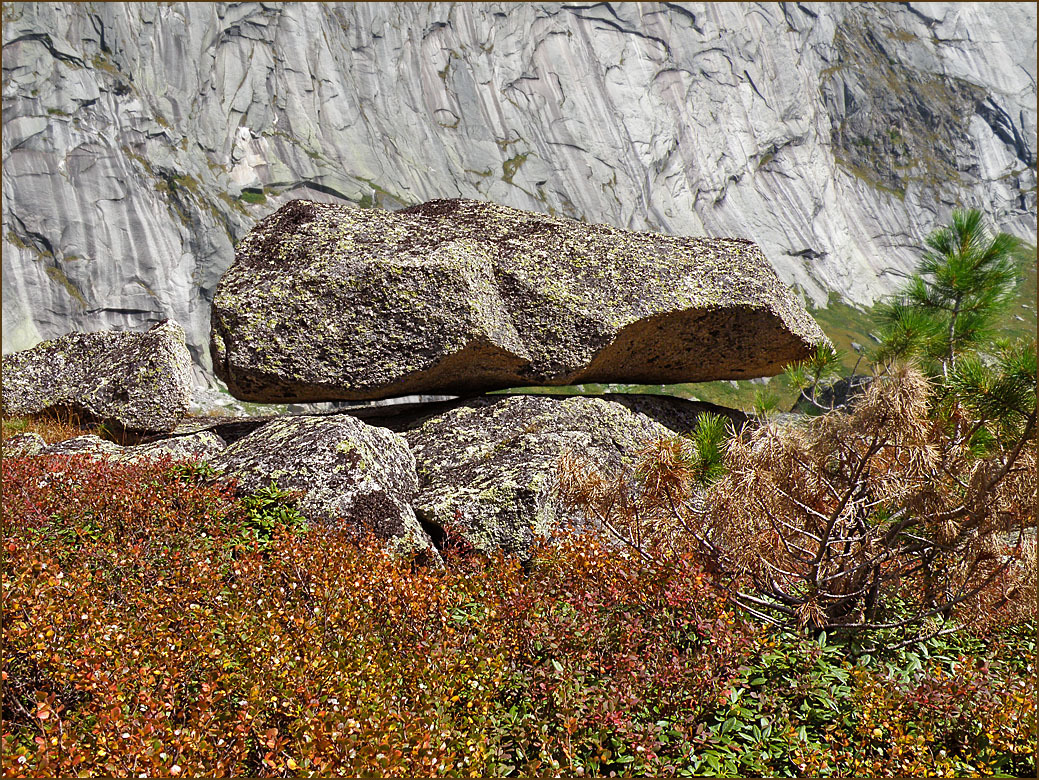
[1,455,752,777]
[2,454,1033,777]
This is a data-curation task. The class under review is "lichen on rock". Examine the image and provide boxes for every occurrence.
[1,320,194,433]
[3,431,46,457]
[211,198,828,402]
[37,431,226,462]
[209,414,435,560]
[405,394,679,558]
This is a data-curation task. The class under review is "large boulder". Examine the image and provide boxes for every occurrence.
[405,394,677,557]
[209,415,434,558]
[211,199,828,403]
[1,320,193,433]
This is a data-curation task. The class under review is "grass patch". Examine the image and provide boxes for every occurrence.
[239,188,268,205]
[1,410,112,445]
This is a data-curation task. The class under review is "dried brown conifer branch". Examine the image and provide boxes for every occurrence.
[556,363,1036,640]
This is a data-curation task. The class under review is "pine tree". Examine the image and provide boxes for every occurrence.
[783,343,845,412]
[874,209,1027,377]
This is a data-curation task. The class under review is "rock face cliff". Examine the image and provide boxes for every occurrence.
[3,2,1035,381]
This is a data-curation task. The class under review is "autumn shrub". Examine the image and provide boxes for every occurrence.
[562,362,1036,642]
[693,209,1037,641]
[1,453,756,777]
[3,453,1035,777]
[552,351,1035,777]
[705,363,1034,635]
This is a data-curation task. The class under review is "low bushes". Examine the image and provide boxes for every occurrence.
[560,361,1036,647]
[2,454,1034,777]
[689,625,1035,777]
[2,455,753,777]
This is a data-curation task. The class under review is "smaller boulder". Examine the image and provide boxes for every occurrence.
[39,431,226,463]
[3,432,46,457]
[126,432,227,462]
[41,435,124,458]
[546,393,747,435]
[209,415,433,558]
[406,394,677,558]
[1,320,194,433]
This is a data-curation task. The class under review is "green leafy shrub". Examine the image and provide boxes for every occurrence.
[689,623,1035,777]
[236,482,309,551]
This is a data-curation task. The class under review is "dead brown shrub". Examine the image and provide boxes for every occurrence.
[557,364,1037,641]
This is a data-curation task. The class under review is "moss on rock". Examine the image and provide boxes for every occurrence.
[210,414,435,560]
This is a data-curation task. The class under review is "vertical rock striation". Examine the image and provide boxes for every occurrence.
[3,3,1035,379]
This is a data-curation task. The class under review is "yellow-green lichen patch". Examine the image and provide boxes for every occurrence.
[210,198,826,403]
[502,152,528,185]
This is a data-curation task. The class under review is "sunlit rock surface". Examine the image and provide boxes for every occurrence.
[405,394,675,558]
[1,320,194,432]
[209,414,436,559]
[3,2,1034,380]
[211,198,826,402]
